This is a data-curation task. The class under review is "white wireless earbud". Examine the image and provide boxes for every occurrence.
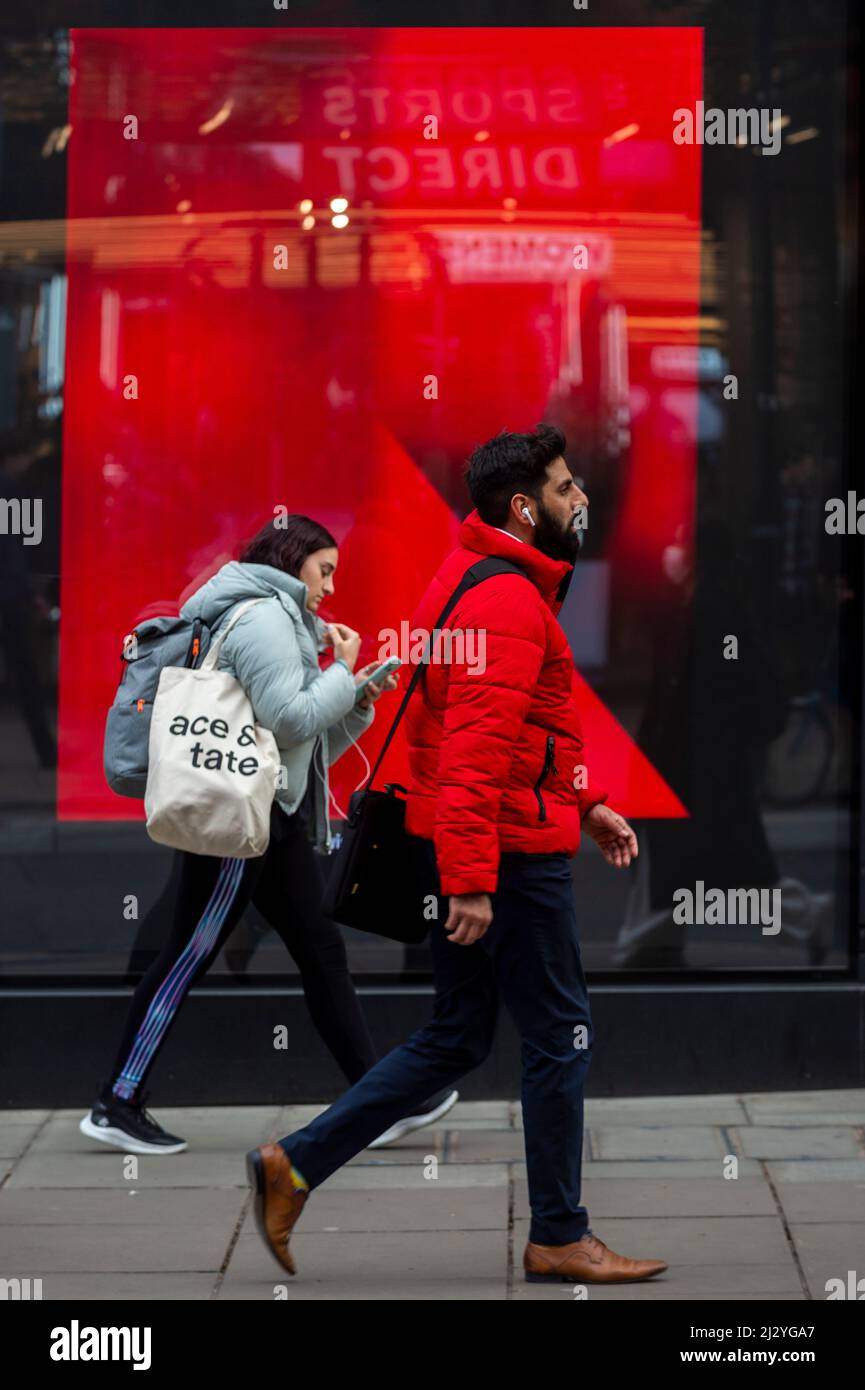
[521,506,536,527]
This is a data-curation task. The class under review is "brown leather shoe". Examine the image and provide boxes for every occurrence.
[524,1233,667,1284]
[246,1143,308,1275]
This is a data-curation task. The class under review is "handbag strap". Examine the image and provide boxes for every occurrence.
[199,597,270,672]
[364,556,527,791]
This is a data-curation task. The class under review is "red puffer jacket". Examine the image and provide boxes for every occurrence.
[404,510,608,895]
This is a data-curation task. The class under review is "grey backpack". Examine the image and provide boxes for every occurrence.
[103,613,213,798]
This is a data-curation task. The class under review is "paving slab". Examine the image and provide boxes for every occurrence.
[441,1129,526,1162]
[5,1150,248,1190]
[0,1123,45,1160]
[739,1111,864,1127]
[240,1185,506,1233]
[276,1101,509,1125]
[33,1273,217,1301]
[775,1182,865,1223]
[741,1090,864,1116]
[410,1116,518,1131]
[0,1220,232,1273]
[767,1159,865,1182]
[583,1097,750,1126]
[219,1228,508,1300]
[344,1136,447,1166]
[513,1282,806,1301]
[515,1177,777,1220]
[0,1187,246,1227]
[0,1110,51,1125]
[272,1104,329,1128]
[734,1126,862,1160]
[439,1101,512,1121]
[591,1125,727,1161]
[789,1223,865,1300]
[309,1161,511,1191]
[579,1159,765,1179]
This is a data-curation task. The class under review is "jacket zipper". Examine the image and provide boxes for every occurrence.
[534,735,558,822]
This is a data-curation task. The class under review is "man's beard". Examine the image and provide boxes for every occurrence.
[533,501,582,563]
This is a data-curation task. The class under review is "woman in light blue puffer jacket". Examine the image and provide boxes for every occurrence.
[80,515,458,1155]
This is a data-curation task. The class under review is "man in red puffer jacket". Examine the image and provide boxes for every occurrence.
[404,501,610,896]
[251,424,669,1288]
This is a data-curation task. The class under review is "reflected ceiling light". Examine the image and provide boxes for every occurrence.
[176,200,192,213]
[603,123,640,148]
[331,213,350,229]
[769,114,791,133]
[301,214,315,230]
[474,130,490,142]
[339,129,351,140]
[786,127,819,145]
[330,197,349,213]
[198,99,234,135]
[503,197,517,209]
[298,198,313,214]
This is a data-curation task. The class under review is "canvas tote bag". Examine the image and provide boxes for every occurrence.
[144,597,281,858]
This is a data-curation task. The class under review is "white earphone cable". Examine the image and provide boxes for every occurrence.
[310,716,372,823]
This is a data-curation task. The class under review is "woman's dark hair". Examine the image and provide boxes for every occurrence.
[465,422,567,525]
[239,514,337,577]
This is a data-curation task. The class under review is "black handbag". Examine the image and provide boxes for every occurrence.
[321,556,525,941]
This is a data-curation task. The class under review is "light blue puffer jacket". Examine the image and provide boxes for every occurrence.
[180,561,374,853]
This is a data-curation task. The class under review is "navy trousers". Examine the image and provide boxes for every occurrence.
[279,835,594,1246]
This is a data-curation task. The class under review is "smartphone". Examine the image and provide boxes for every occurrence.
[354,656,401,704]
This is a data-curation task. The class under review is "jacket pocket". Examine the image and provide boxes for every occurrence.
[533,734,558,822]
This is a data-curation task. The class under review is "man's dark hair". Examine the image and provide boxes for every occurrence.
[239,514,337,576]
[465,423,567,526]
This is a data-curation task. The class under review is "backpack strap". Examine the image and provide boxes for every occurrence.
[364,556,528,792]
[184,618,204,669]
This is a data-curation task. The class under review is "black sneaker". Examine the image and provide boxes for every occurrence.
[366,1087,459,1149]
[79,1089,187,1155]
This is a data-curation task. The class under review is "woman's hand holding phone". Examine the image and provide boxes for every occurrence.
[354,660,400,709]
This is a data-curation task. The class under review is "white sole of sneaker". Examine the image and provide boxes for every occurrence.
[79,1114,187,1155]
[366,1088,460,1149]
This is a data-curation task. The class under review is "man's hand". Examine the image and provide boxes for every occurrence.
[583,804,639,868]
[444,892,493,945]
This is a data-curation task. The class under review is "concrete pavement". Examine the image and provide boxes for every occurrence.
[1,1089,863,1300]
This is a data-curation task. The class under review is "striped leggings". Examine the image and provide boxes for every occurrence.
[106,803,378,1102]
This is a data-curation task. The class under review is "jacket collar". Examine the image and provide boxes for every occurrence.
[458,510,573,608]
[252,565,330,647]
[181,561,328,648]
